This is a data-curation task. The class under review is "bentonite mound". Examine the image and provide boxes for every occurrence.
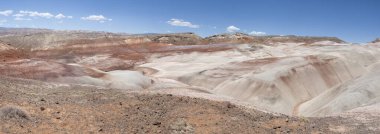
[1,27,380,133]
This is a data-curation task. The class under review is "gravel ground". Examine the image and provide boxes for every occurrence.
[0,77,378,133]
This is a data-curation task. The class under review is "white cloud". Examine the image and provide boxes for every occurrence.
[0,10,13,16]
[167,18,199,28]
[13,13,31,21]
[226,25,240,32]
[81,15,111,23]
[0,19,7,25]
[14,17,31,21]
[55,13,65,19]
[19,10,54,18]
[12,11,72,20]
[55,13,72,19]
[13,13,24,17]
[249,31,266,36]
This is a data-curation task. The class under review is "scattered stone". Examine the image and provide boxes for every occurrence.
[152,121,161,126]
[226,102,235,109]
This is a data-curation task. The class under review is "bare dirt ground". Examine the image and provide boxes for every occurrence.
[0,77,377,134]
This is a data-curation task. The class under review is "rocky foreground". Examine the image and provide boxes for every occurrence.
[0,27,380,133]
[0,77,378,133]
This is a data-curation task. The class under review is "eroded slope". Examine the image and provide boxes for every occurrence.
[0,77,376,133]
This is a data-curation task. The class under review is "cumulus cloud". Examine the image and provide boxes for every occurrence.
[13,13,24,17]
[6,10,75,21]
[0,10,13,16]
[12,11,72,20]
[167,19,199,28]
[13,13,30,21]
[249,31,266,36]
[226,25,240,32]
[55,13,65,19]
[81,15,112,23]
[55,13,73,19]
[19,10,54,18]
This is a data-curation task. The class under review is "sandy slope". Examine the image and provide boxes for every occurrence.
[140,43,380,116]
[298,62,380,117]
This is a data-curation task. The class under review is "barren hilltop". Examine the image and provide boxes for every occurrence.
[1,27,380,133]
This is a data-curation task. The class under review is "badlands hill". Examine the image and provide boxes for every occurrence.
[0,27,379,133]
[0,27,344,50]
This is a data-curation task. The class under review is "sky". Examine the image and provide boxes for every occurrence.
[0,0,379,43]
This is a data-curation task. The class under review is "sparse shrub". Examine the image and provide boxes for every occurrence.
[299,116,309,122]
[0,105,30,121]
[170,118,194,134]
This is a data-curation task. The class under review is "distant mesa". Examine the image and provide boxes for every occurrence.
[125,32,203,45]
[204,32,345,44]
[0,27,345,50]
[372,38,380,43]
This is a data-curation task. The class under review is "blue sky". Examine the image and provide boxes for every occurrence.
[0,0,379,43]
